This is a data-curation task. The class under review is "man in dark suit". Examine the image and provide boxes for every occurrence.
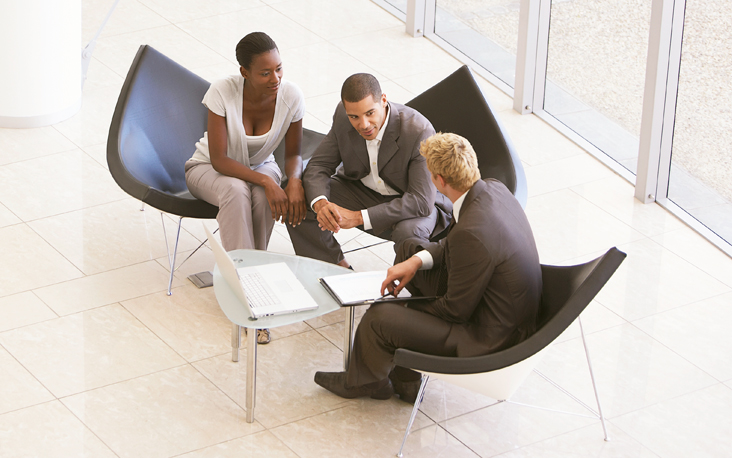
[286,73,450,267]
[314,132,542,401]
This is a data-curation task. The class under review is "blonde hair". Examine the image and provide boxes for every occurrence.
[420,133,480,192]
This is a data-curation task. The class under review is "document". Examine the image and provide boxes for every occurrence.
[319,271,434,306]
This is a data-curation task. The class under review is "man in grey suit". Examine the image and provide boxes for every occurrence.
[286,73,450,267]
[313,132,542,402]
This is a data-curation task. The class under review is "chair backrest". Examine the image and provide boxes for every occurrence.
[406,65,527,207]
[107,45,217,217]
[394,247,626,375]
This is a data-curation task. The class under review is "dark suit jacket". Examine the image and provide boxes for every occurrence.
[303,101,447,235]
[411,178,542,357]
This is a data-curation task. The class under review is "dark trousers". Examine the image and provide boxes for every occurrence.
[345,239,457,387]
[286,176,438,264]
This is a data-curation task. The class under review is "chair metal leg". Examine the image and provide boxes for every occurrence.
[246,327,258,423]
[231,323,240,362]
[161,214,183,296]
[343,307,355,370]
[578,316,610,441]
[396,375,429,458]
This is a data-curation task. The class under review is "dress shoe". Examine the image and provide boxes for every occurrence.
[389,371,423,404]
[314,371,394,400]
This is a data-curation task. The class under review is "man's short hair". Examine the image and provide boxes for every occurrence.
[420,133,481,192]
[341,73,382,103]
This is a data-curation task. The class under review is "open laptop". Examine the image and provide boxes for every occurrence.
[204,225,318,319]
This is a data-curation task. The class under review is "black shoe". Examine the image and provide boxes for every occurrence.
[389,371,423,404]
[314,371,394,400]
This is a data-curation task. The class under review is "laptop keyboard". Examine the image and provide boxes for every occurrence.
[239,272,281,308]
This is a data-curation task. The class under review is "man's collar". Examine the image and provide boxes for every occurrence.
[452,191,468,223]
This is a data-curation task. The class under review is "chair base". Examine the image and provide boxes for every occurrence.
[395,316,609,457]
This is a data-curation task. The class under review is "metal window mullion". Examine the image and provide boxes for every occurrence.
[406,0,429,37]
[514,0,549,115]
[423,0,436,37]
[654,0,686,205]
[635,0,680,203]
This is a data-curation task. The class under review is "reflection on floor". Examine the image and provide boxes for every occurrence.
[1,1,732,457]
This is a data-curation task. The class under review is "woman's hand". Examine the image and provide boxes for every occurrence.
[284,177,306,226]
[264,179,289,222]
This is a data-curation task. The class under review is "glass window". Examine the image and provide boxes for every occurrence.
[543,0,652,174]
[434,0,520,87]
[384,0,408,14]
[667,0,732,245]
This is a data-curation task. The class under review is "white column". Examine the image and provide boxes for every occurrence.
[0,0,82,128]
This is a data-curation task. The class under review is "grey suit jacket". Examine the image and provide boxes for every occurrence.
[303,101,442,235]
[411,179,542,357]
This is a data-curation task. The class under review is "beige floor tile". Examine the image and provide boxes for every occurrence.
[536,323,717,418]
[498,110,587,167]
[62,365,262,458]
[391,67,465,101]
[35,261,184,316]
[525,189,645,264]
[476,74,515,113]
[0,125,76,166]
[0,203,20,228]
[272,0,404,40]
[0,150,128,221]
[418,378,499,423]
[332,27,461,81]
[122,283,231,362]
[0,346,54,415]
[92,24,230,79]
[0,291,57,332]
[270,400,434,458]
[525,154,616,197]
[137,0,263,25]
[194,330,351,428]
[633,291,732,381]
[0,304,184,397]
[613,383,732,458]
[177,430,300,458]
[397,424,482,458]
[0,401,117,458]
[282,41,386,99]
[440,374,598,457]
[597,238,730,320]
[175,5,323,60]
[496,421,659,458]
[28,199,202,275]
[654,227,732,288]
[553,299,626,344]
[0,224,83,298]
[82,0,168,41]
[81,143,108,170]
[571,176,687,238]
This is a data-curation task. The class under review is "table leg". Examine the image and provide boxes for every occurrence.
[231,323,240,362]
[343,307,355,371]
[245,328,257,423]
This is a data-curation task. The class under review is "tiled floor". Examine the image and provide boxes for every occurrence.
[2,1,732,457]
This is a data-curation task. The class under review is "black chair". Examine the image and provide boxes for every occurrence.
[107,45,324,295]
[393,247,627,457]
[406,65,528,208]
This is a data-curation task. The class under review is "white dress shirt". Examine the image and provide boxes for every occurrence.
[413,190,468,270]
[311,104,398,231]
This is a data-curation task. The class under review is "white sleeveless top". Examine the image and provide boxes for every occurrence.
[190,76,304,168]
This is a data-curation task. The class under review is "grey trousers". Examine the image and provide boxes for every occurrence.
[185,160,282,251]
[286,176,438,264]
[345,239,457,387]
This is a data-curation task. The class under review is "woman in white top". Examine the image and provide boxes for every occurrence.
[186,31,306,251]
[185,32,306,343]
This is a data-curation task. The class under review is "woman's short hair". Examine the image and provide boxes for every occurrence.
[341,73,382,103]
[420,133,481,192]
[236,32,278,70]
